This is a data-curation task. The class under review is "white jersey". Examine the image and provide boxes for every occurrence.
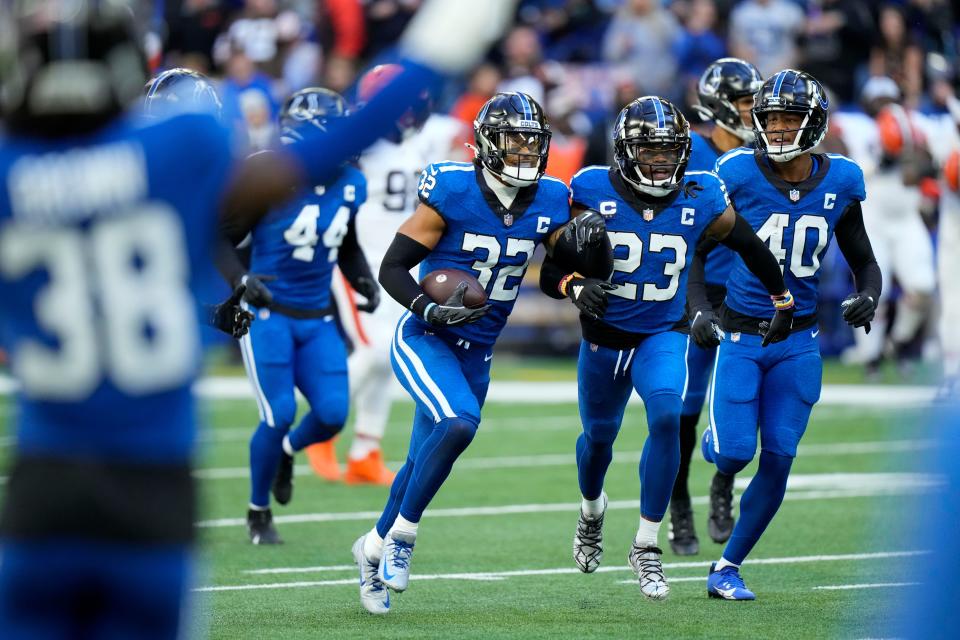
[831,110,882,178]
[357,114,467,266]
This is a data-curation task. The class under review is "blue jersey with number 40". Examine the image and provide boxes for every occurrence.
[0,113,233,463]
[249,165,366,310]
[570,166,729,334]
[717,149,865,318]
[416,161,569,345]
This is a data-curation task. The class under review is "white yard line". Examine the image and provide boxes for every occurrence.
[196,550,925,593]
[196,473,939,528]
[812,582,920,591]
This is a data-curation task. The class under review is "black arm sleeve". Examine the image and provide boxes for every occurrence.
[720,213,787,296]
[550,222,614,279]
[539,253,570,300]
[214,232,247,287]
[337,218,374,288]
[379,232,434,318]
[686,239,713,315]
[834,200,882,301]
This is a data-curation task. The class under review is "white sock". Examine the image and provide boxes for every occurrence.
[349,434,380,460]
[248,503,269,511]
[281,435,295,457]
[635,517,662,547]
[581,492,607,519]
[363,527,384,561]
[715,557,739,571]
[389,515,419,538]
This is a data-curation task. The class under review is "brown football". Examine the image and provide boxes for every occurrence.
[420,269,488,308]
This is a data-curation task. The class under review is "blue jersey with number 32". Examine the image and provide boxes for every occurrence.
[0,113,233,463]
[249,165,366,309]
[570,166,729,334]
[717,149,866,317]
[416,161,569,345]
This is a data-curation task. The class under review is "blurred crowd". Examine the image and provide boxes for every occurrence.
[154,0,960,375]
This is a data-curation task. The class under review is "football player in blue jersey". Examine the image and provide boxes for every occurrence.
[669,58,764,556]
[689,70,882,600]
[235,88,379,545]
[540,96,792,600]
[350,92,587,614]
[0,0,520,635]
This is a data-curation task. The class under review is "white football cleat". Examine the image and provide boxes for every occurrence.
[573,494,607,573]
[628,544,670,600]
[379,530,416,592]
[352,535,390,614]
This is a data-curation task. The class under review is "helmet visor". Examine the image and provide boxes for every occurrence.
[625,141,684,182]
[498,129,547,168]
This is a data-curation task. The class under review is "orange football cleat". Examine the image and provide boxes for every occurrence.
[305,439,341,482]
[344,450,397,486]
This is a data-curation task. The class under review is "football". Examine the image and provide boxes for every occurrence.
[420,268,488,308]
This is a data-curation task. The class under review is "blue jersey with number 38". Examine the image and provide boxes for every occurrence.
[570,166,729,334]
[249,165,366,310]
[416,161,569,345]
[717,149,865,318]
[0,113,233,463]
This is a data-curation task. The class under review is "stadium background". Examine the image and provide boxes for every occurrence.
[1,1,958,637]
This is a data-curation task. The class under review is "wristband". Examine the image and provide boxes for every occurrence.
[558,273,575,297]
[421,302,437,322]
[771,290,795,311]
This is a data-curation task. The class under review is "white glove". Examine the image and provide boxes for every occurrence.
[401,0,517,74]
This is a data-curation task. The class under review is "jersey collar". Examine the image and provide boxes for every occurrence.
[473,161,540,226]
[754,150,832,203]
[607,167,681,220]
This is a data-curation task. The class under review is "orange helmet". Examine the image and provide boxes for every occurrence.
[358,64,431,139]
[876,104,926,158]
[944,148,960,193]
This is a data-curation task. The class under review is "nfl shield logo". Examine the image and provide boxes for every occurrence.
[643,208,654,221]
[789,189,801,202]
[503,213,514,227]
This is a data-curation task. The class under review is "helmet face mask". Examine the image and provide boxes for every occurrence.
[693,57,763,143]
[614,96,691,198]
[279,87,348,143]
[753,69,829,163]
[474,92,551,187]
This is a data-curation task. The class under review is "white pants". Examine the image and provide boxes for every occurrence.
[854,171,936,360]
[940,190,960,376]
[331,270,405,442]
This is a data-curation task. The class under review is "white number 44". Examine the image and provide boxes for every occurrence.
[284,204,350,262]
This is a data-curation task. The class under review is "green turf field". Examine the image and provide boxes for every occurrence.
[0,360,933,638]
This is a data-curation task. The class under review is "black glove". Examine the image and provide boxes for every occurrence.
[564,210,606,253]
[690,308,724,348]
[566,276,616,320]
[353,276,381,313]
[236,273,275,308]
[423,282,490,326]
[841,292,875,333]
[209,284,254,339]
[759,308,794,347]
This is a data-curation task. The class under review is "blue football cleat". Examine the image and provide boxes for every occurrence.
[701,425,716,464]
[379,530,416,592]
[707,562,756,600]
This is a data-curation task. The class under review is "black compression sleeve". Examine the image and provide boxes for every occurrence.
[834,200,882,301]
[720,213,787,296]
[214,232,247,287]
[686,242,712,314]
[539,254,570,299]
[379,233,433,318]
[337,218,374,288]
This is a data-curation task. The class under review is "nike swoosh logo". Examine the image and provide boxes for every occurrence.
[382,564,395,581]
[715,586,738,598]
[484,354,493,362]
[811,329,820,338]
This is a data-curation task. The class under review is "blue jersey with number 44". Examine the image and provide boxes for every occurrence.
[416,161,569,345]
[0,113,233,463]
[717,149,865,318]
[570,166,729,334]
[249,165,366,310]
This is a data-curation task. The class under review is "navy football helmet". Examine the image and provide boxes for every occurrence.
[144,68,222,120]
[279,87,348,143]
[693,57,763,142]
[752,69,829,163]
[3,0,147,137]
[474,92,552,187]
[614,96,692,197]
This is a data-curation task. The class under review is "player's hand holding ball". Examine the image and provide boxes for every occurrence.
[420,269,490,326]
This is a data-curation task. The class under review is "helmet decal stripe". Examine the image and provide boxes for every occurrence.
[772,71,786,98]
[652,97,666,129]
[517,93,532,120]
